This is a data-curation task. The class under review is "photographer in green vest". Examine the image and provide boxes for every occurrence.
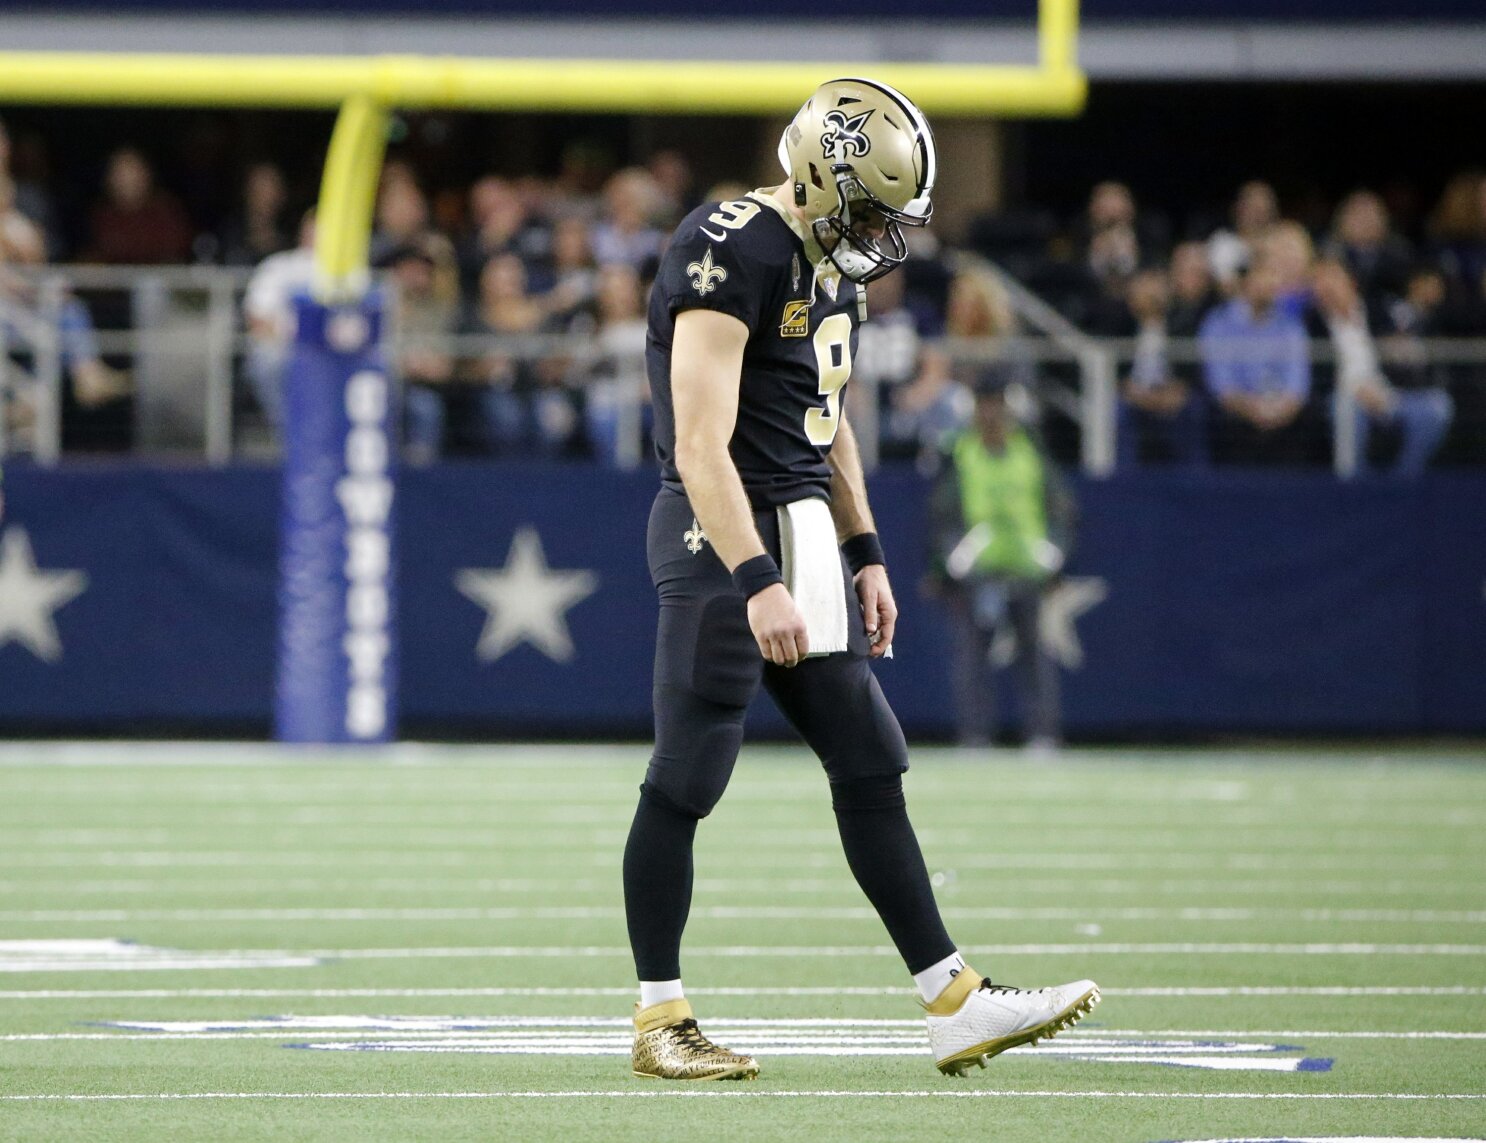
[927,371,1076,752]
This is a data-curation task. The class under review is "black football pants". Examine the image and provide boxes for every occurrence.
[623,489,957,981]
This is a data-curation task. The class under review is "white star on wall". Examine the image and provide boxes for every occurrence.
[455,527,599,664]
[992,575,1109,670]
[0,527,89,663]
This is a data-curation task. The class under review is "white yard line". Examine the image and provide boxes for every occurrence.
[0,743,635,769]
[4,906,1483,923]
[5,941,1483,970]
[0,833,1476,854]
[0,851,1471,871]
[3,984,1482,1000]
[4,811,1479,829]
[0,739,1474,766]
[1,1090,1483,1102]
[0,877,1471,898]
[268,942,1486,958]
[1104,1030,1486,1038]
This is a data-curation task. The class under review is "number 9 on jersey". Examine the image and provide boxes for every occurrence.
[806,312,853,447]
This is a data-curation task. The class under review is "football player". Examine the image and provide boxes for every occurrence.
[625,76,1098,1081]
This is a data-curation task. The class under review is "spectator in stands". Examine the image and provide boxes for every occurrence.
[1308,258,1453,476]
[0,253,131,442]
[1323,190,1413,305]
[1207,180,1279,293]
[0,175,45,266]
[241,209,316,425]
[590,168,665,272]
[1393,263,1486,466]
[219,162,291,267]
[383,239,460,464]
[926,371,1075,752]
[460,252,574,457]
[893,263,1020,458]
[541,216,599,324]
[569,262,650,466]
[86,148,194,264]
[371,165,459,288]
[458,176,550,297]
[646,150,695,225]
[0,116,58,257]
[1262,220,1316,318]
[1070,181,1146,333]
[1077,181,1168,264]
[1080,219,1140,335]
[1168,240,1219,332]
[552,140,611,219]
[1116,268,1207,467]
[1427,171,1486,300]
[1200,249,1313,465]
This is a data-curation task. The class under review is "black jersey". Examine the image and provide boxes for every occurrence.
[647,192,862,510]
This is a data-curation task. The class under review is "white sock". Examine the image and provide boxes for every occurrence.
[913,951,967,1003]
[639,979,685,1009]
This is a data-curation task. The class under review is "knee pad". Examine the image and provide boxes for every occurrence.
[637,780,707,823]
[646,684,747,820]
[829,771,907,815]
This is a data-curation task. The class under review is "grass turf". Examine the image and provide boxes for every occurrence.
[0,742,1482,1142]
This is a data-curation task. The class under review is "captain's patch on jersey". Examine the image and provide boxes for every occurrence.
[686,247,727,296]
[780,300,811,338]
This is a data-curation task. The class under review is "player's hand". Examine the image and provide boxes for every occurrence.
[854,564,897,658]
[747,583,810,668]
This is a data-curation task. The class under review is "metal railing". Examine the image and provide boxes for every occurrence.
[0,286,64,466]
[3,263,1485,478]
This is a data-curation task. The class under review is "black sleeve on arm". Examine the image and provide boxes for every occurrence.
[656,223,764,334]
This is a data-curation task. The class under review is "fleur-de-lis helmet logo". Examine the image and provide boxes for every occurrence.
[687,247,727,296]
[819,108,875,160]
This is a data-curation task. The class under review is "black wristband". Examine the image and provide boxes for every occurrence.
[731,554,784,600]
[841,532,887,575]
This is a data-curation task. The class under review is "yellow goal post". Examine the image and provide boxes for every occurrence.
[0,0,1083,301]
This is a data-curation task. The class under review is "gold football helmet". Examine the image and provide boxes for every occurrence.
[777,76,937,283]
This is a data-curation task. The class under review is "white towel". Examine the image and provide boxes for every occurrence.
[778,497,849,657]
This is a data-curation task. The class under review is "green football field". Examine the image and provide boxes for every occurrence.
[0,742,1483,1142]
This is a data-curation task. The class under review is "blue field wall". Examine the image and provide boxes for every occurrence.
[1,464,1483,737]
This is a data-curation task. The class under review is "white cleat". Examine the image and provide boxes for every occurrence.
[925,969,1100,1076]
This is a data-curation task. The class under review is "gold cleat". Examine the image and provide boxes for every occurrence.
[631,998,760,1081]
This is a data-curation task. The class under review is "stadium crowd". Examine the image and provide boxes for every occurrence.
[3,111,1486,470]
[980,178,1484,472]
